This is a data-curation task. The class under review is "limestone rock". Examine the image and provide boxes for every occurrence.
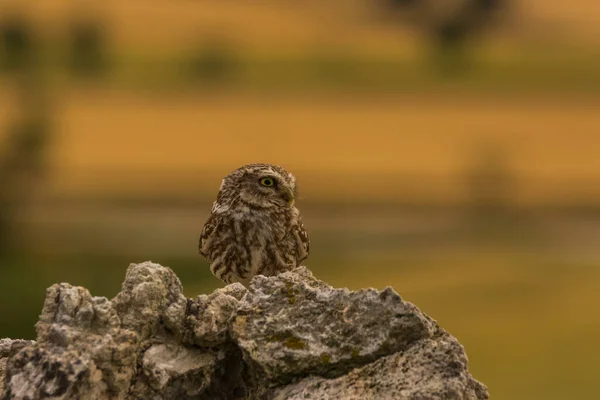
[112,261,187,341]
[271,331,488,400]
[181,282,247,347]
[0,262,488,400]
[0,340,35,396]
[2,281,139,399]
[231,267,436,384]
[0,339,34,362]
[130,342,245,400]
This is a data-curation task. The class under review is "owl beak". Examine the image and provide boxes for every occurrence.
[282,187,295,205]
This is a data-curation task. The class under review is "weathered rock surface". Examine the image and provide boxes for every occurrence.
[0,340,35,396]
[272,332,488,400]
[0,261,488,400]
[231,268,436,385]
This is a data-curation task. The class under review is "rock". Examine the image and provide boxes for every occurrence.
[231,267,436,385]
[0,340,35,395]
[112,261,187,341]
[181,282,247,347]
[5,346,107,399]
[272,331,488,400]
[130,342,245,400]
[0,339,34,363]
[2,281,140,399]
[0,262,488,400]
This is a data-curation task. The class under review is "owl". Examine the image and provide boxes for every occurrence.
[199,163,310,286]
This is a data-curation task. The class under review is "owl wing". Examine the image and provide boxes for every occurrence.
[199,214,218,261]
[293,216,310,264]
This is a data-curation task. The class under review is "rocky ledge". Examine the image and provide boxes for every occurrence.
[0,262,488,400]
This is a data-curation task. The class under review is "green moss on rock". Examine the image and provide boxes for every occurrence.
[268,333,307,350]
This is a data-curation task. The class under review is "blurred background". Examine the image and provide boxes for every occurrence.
[1,0,599,398]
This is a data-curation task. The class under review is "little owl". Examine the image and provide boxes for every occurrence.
[199,163,310,285]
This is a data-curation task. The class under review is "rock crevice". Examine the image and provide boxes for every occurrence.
[0,262,488,400]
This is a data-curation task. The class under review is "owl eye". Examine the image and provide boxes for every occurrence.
[259,177,275,187]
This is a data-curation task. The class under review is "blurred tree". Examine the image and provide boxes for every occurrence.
[313,49,357,85]
[0,43,52,259]
[67,17,109,78]
[0,115,51,258]
[0,13,36,73]
[462,143,518,237]
[188,36,237,84]
[380,0,508,75]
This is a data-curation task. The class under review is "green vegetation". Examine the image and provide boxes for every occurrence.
[268,332,307,350]
[4,38,600,95]
[81,45,600,95]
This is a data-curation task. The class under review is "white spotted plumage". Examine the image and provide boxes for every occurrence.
[199,163,310,285]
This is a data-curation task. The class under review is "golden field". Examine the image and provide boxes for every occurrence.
[1,91,599,204]
[0,0,599,205]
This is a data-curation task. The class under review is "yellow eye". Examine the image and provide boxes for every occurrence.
[259,177,275,187]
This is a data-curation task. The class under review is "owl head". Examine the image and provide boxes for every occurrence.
[217,163,297,209]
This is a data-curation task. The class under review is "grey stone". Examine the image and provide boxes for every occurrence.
[181,282,247,347]
[130,342,244,400]
[231,267,436,384]
[0,262,488,400]
[112,261,187,341]
[0,339,34,360]
[271,331,488,400]
[2,282,139,400]
[4,346,107,399]
[0,340,35,396]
